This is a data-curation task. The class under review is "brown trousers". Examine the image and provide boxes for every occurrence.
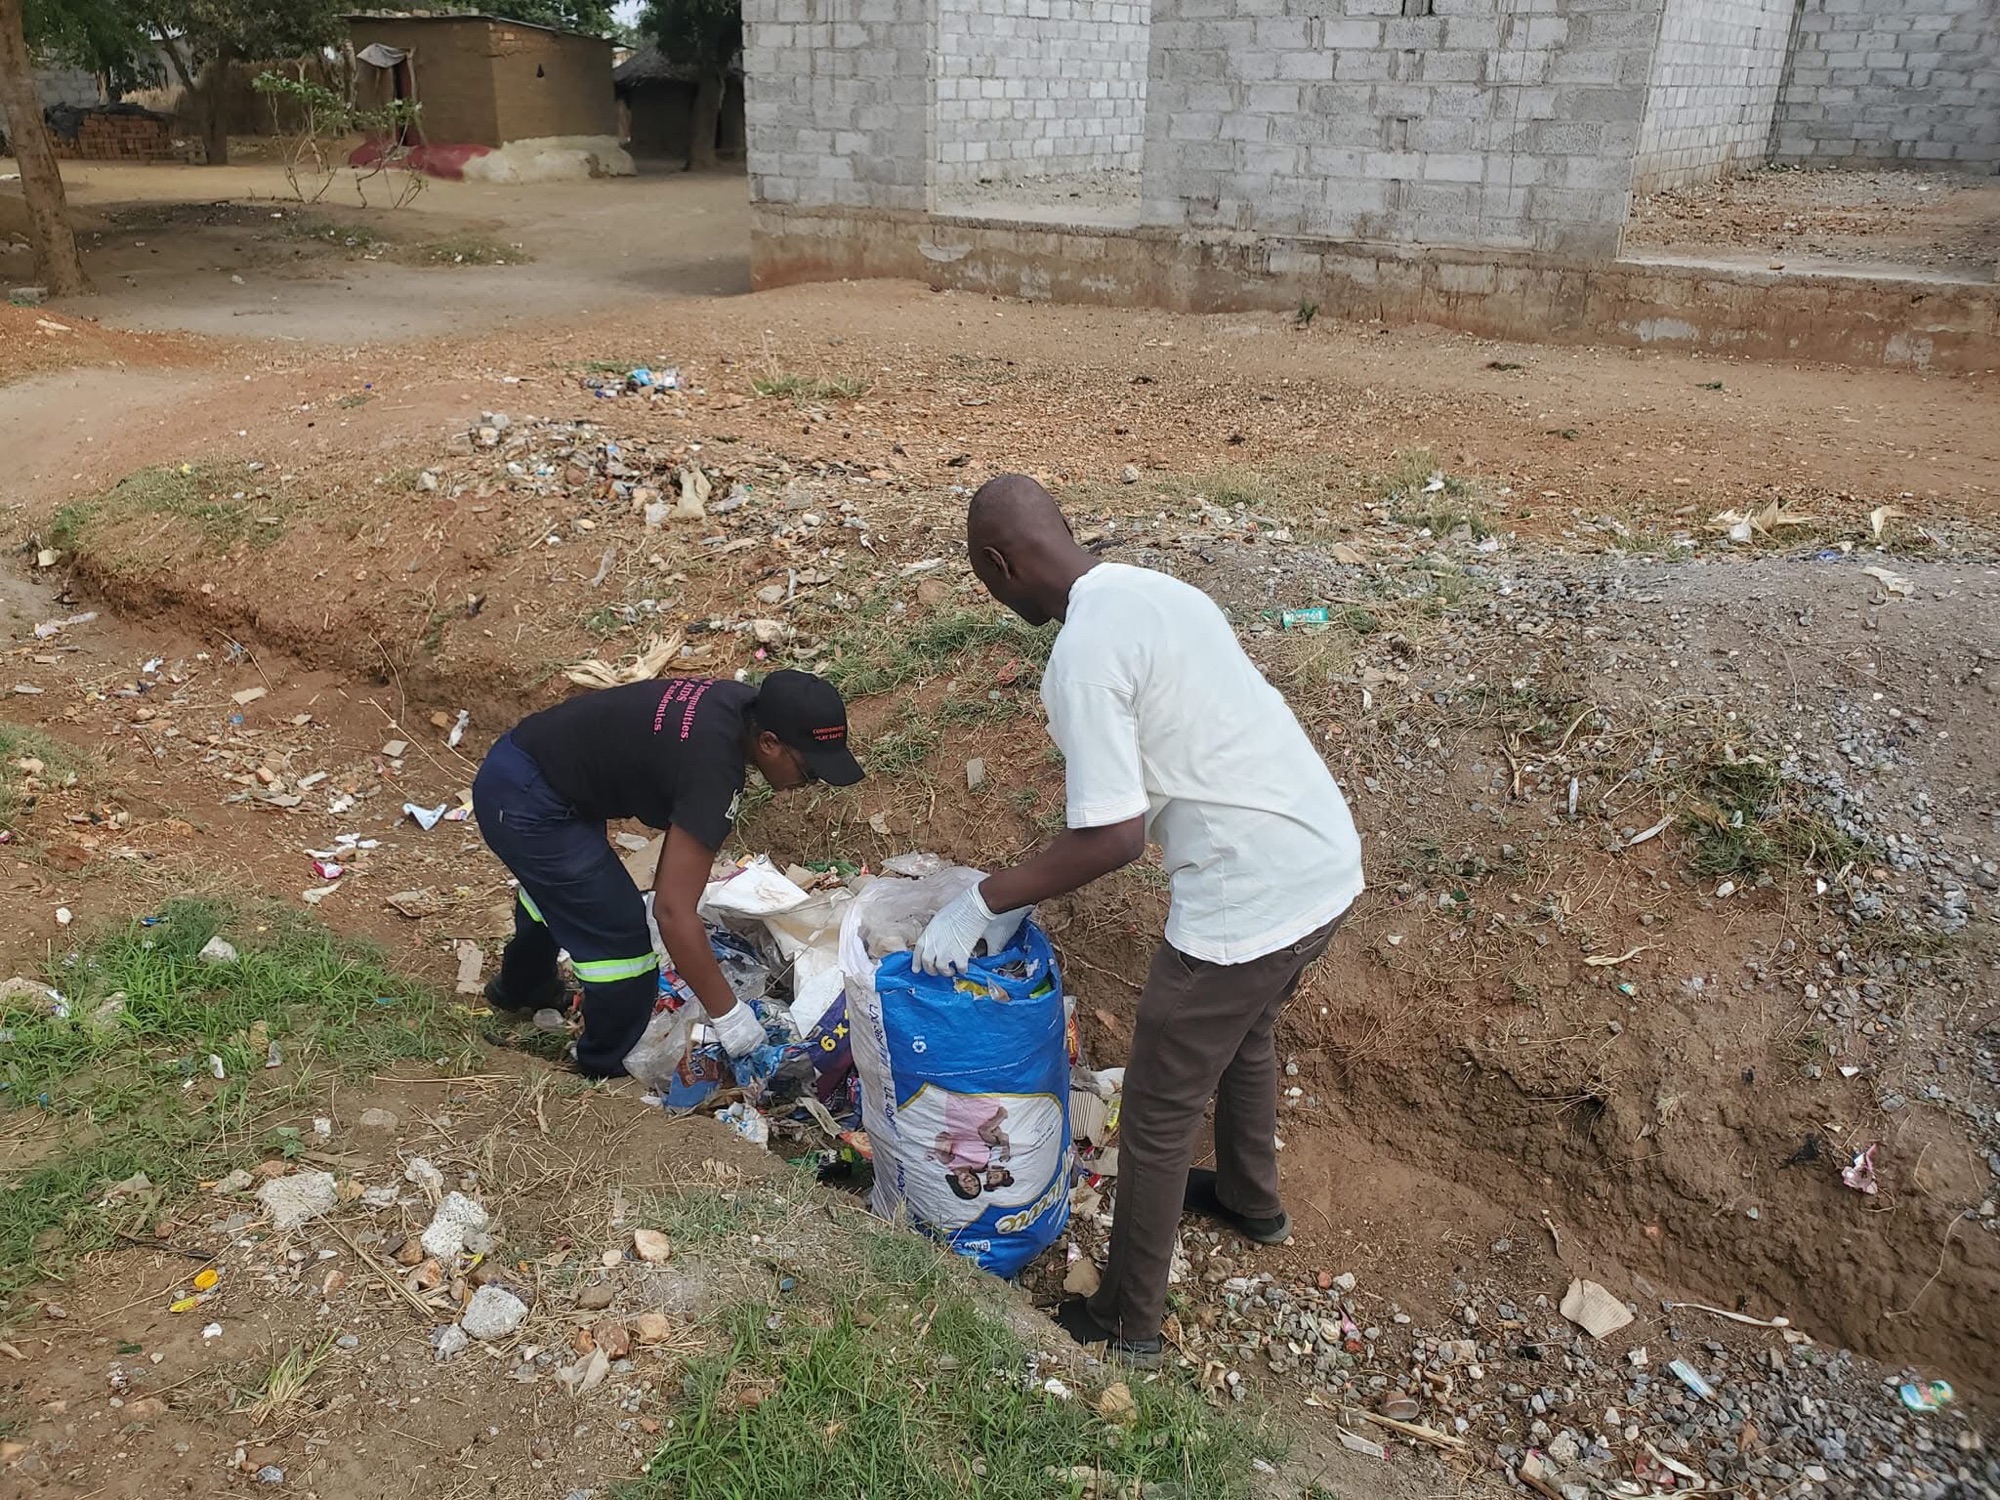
[1085,913,1343,1344]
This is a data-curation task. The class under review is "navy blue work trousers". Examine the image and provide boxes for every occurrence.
[472,732,658,1076]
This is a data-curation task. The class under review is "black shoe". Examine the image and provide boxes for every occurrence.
[1184,1168,1291,1245]
[483,972,566,1017]
[1052,1297,1163,1369]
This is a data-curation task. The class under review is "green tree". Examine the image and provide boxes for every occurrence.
[153,0,344,164]
[481,0,616,35]
[639,0,736,170]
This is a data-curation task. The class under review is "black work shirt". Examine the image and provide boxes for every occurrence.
[510,678,751,850]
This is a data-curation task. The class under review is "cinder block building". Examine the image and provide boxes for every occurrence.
[739,0,1999,365]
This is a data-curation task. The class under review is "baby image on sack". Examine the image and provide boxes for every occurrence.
[932,1093,1015,1201]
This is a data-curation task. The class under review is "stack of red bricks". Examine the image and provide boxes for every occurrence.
[50,110,176,163]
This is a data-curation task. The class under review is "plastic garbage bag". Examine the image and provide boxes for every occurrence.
[840,868,1071,1276]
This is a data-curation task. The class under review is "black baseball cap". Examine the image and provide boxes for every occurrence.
[757,670,864,786]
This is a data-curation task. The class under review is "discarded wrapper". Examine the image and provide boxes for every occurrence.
[1840,1143,1879,1195]
[1899,1380,1953,1413]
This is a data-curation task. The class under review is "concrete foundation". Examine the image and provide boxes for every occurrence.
[751,203,1999,373]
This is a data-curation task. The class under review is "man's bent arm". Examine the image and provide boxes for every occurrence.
[978,816,1146,913]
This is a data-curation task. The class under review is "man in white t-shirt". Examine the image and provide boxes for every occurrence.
[915,473,1365,1366]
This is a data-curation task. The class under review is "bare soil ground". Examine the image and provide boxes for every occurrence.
[3,167,1997,1500]
[1624,167,2000,282]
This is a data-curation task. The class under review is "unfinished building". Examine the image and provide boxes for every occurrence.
[740,0,2000,369]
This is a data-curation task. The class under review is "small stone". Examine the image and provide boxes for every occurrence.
[214,1169,254,1195]
[8,285,50,306]
[460,1285,529,1341]
[532,1007,569,1032]
[1120,464,1140,484]
[633,1312,674,1346]
[1064,1258,1101,1297]
[198,936,239,965]
[965,758,987,791]
[335,1334,360,1351]
[380,740,408,759]
[631,1228,671,1264]
[420,1191,490,1258]
[433,1324,470,1362]
[575,1280,616,1311]
[356,1107,400,1132]
[756,584,786,606]
[255,1465,285,1485]
[124,1397,166,1421]
[256,1171,338,1231]
[592,1321,632,1360]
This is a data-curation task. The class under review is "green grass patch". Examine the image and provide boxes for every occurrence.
[0,900,466,1300]
[1066,460,1342,525]
[625,1226,1275,1500]
[52,464,290,555]
[1676,753,1862,880]
[1380,448,1487,538]
[821,607,1054,700]
[751,372,869,402]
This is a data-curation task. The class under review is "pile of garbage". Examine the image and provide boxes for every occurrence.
[615,850,1082,1276]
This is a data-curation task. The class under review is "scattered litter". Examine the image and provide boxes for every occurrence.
[207,1053,226,1079]
[1667,1359,1716,1401]
[446,710,470,748]
[1869,505,1904,540]
[454,941,485,995]
[54,907,72,927]
[1662,1301,1790,1329]
[565,632,685,689]
[1898,1380,1953,1413]
[718,1100,771,1148]
[1280,606,1331,629]
[201,1321,223,1340]
[1584,945,1652,968]
[1862,565,1913,597]
[1625,814,1674,848]
[1840,1143,1879,1195]
[556,1347,611,1396]
[402,803,447,831]
[1337,1428,1387,1459]
[32,611,96,639]
[230,686,268,706]
[1560,1279,1635,1339]
[97,1171,153,1206]
[387,889,444,919]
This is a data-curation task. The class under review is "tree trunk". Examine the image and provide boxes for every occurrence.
[688,69,723,172]
[0,0,89,294]
[196,47,234,166]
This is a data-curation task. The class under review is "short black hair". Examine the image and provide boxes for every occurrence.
[946,1170,981,1201]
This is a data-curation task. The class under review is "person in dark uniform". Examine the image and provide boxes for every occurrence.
[472,670,864,1076]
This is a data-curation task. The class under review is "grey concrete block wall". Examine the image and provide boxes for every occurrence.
[33,64,104,110]
[1139,0,1666,260]
[935,0,1147,185]
[742,0,934,212]
[1771,0,2000,172]
[1633,0,1793,192]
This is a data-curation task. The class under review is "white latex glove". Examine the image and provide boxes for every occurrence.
[914,885,1030,976]
[710,1000,766,1059]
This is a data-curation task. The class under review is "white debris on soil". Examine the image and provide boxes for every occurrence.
[419,1191,490,1259]
[460,1285,529,1341]
[197,936,239,965]
[256,1171,337,1231]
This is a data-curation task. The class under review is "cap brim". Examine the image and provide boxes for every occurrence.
[801,741,865,787]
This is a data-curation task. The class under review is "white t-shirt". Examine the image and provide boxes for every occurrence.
[1041,562,1364,965]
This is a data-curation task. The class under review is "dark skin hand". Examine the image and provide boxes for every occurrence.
[649,727,813,1019]
[978,815,1145,913]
